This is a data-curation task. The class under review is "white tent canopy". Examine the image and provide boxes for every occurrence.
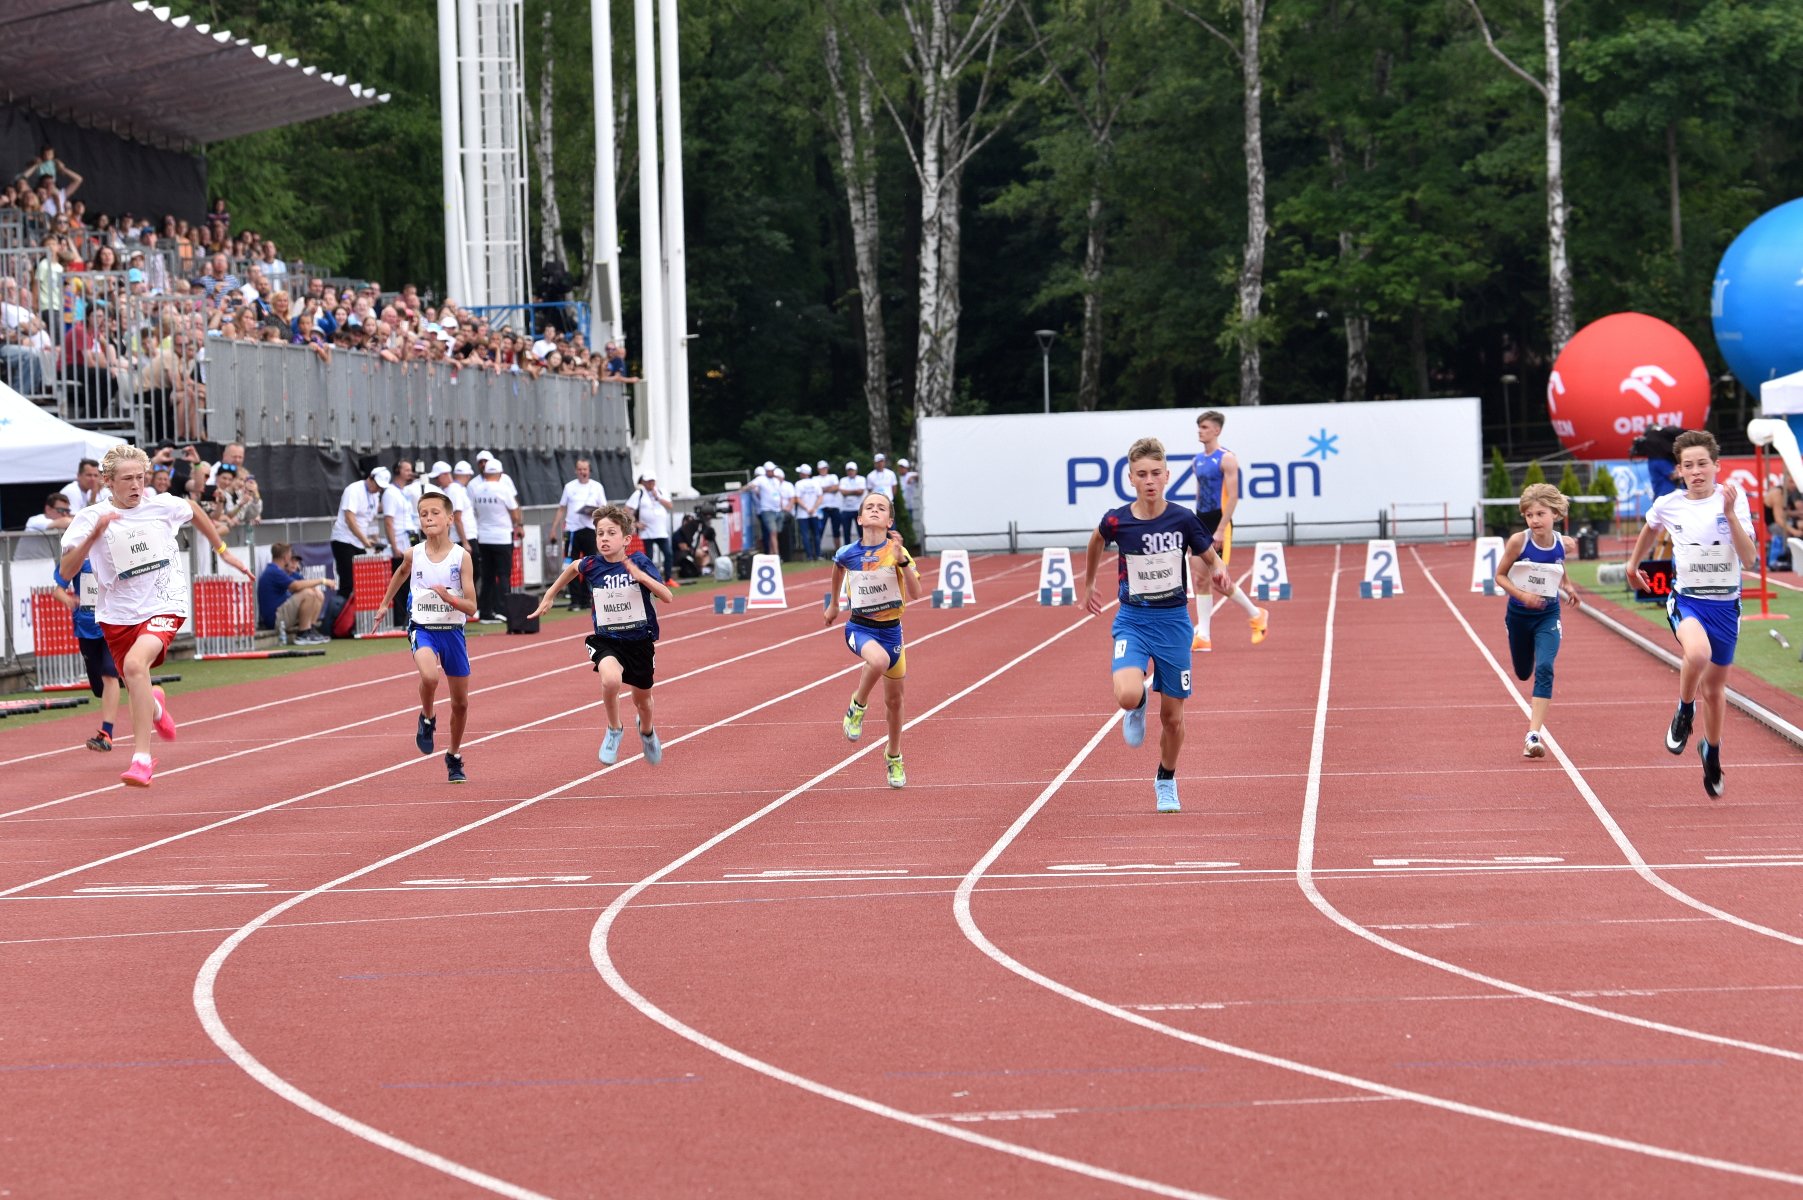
[1759,369,1803,417]
[0,382,126,485]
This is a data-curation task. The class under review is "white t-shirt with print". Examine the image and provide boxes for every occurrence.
[468,476,521,545]
[1646,485,1753,598]
[866,467,898,498]
[626,488,672,539]
[61,493,194,624]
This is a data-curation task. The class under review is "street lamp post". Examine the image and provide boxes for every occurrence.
[1035,329,1056,413]
[1500,374,1518,456]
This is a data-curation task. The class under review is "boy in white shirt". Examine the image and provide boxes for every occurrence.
[1627,430,1757,798]
[814,459,841,551]
[60,445,250,787]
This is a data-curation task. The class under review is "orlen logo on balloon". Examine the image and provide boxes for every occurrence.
[1613,364,1687,436]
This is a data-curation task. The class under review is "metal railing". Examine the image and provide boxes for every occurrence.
[203,341,632,450]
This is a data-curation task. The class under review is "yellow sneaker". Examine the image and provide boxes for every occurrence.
[886,753,907,788]
[1191,631,1213,653]
[1249,608,1269,645]
[843,698,867,742]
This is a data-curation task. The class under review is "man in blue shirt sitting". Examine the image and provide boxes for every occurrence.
[257,542,332,644]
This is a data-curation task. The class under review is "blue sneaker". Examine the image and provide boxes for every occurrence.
[445,753,467,784]
[415,713,435,755]
[599,726,625,765]
[1155,777,1180,813]
[639,721,663,766]
[1122,693,1147,748]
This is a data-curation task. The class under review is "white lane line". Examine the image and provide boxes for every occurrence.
[952,555,1803,1186]
[1296,556,1803,1062]
[0,594,834,822]
[193,589,1076,1200]
[0,592,754,770]
[588,605,1228,1200]
[1410,546,1803,949]
[0,598,880,900]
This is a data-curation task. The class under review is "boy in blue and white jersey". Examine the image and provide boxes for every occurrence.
[1082,437,1228,814]
[1493,483,1582,760]
[378,492,477,783]
[52,557,121,752]
[534,503,675,767]
[1626,430,1756,798]
[1191,409,1269,652]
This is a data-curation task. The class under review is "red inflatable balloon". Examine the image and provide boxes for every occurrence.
[1546,313,1710,459]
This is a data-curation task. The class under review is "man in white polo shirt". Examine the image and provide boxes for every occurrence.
[626,471,676,575]
[794,463,825,560]
[866,452,898,500]
[837,461,867,547]
[383,460,421,626]
[468,458,522,621]
[813,459,840,552]
[554,457,608,608]
[330,466,392,606]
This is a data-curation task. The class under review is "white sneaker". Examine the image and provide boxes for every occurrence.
[1523,731,1546,759]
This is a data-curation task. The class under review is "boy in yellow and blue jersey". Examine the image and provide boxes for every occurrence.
[825,491,923,787]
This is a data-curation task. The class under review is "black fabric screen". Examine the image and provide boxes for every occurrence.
[1,103,206,225]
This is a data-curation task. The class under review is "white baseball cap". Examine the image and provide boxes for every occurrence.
[476,449,494,463]
[762,460,777,472]
[773,467,786,478]
[429,459,452,476]
[482,459,502,475]
[898,458,911,468]
[845,461,858,472]
[371,466,392,487]
[754,465,767,475]
[874,452,887,461]
[816,459,829,469]
[453,460,474,475]
[798,464,813,475]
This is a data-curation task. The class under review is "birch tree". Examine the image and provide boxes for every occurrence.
[529,4,567,272]
[1468,0,1573,351]
[860,0,1023,432]
[1167,0,1268,406]
[824,17,892,454]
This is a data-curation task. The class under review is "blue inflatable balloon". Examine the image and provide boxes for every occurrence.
[1713,197,1803,393]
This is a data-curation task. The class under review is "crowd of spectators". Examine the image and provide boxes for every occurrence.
[2,146,642,443]
[739,453,921,561]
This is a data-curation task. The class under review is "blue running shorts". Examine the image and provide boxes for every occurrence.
[409,624,472,677]
[846,620,906,679]
[1666,594,1740,667]
[1111,603,1195,699]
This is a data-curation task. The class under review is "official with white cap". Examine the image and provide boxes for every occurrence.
[754,461,786,556]
[866,452,898,501]
[627,469,676,575]
[899,458,922,526]
[814,458,841,551]
[794,463,825,560]
[329,464,393,606]
[553,457,608,608]
[837,460,867,546]
[468,457,523,621]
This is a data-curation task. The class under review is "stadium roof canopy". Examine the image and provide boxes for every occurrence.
[0,0,389,151]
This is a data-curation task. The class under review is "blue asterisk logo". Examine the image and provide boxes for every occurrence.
[1304,428,1339,460]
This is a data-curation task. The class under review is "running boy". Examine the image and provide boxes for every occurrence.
[1083,437,1228,814]
[1191,409,1269,651]
[378,492,476,783]
[1626,430,1756,797]
[58,444,250,787]
[1493,483,1582,759]
[825,491,923,788]
[52,556,122,752]
[532,503,674,766]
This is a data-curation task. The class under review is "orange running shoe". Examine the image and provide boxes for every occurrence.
[1191,631,1212,653]
[1249,608,1270,645]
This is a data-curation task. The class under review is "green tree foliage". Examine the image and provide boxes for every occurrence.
[181,0,1803,461]
[1522,459,1548,488]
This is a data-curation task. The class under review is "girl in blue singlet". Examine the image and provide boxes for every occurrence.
[1494,483,1581,759]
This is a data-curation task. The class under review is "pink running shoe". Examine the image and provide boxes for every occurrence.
[120,758,156,788]
[151,686,177,742]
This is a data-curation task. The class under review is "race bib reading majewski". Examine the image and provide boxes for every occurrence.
[1125,549,1185,602]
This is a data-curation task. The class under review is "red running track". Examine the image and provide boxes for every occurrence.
[2,547,1800,1198]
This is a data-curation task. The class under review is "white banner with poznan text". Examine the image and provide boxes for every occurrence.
[918,398,1481,550]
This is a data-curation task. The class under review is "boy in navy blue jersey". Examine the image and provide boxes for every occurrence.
[534,503,674,766]
[52,557,122,752]
[1493,483,1581,759]
[1082,437,1228,814]
[825,492,923,788]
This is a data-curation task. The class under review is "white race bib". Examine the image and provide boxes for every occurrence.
[593,582,649,631]
[847,568,903,615]
[105,520,172,579]
[1674,542,1738,596]
[410,582,465,626]
[1507,559,1563,598]
[1125,549,1185,601]
[78,572,99,609]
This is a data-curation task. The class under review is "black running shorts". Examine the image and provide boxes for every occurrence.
[585,633,656,690]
